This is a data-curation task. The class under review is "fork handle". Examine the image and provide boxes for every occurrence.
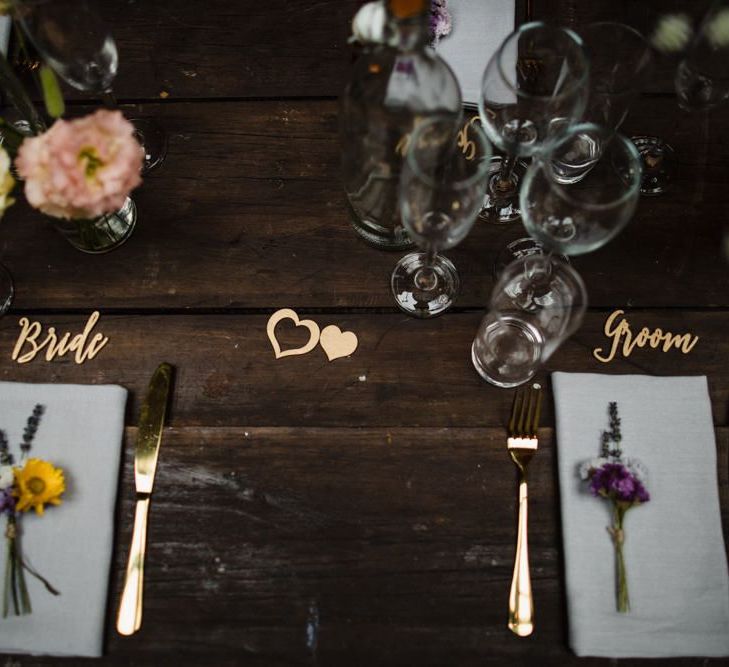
[508,476,534,637]
[117,496,150,636]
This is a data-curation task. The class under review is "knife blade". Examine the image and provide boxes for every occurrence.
[116,362,173,636]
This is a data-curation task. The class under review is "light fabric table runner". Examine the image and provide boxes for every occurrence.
[553,372,729,658]
[0,382,127,657]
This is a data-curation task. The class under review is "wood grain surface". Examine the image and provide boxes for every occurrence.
[1,0,728,664]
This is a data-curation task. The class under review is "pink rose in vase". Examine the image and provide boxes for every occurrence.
[16,109,143,220]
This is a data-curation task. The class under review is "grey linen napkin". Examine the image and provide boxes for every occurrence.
[0,382,127,657]
[552,372,729,658]
[434,0,515,106]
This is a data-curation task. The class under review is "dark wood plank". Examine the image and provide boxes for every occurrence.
[26,0,703,102]
[1,310,727,428]
[3,425,727,665]
[47,0,358,101]
[2,96,728,310]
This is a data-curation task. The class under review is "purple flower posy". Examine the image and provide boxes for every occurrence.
[579,402,649,613]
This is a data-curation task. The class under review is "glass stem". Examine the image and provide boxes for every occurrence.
[101,89,118,110]
[498,154,517,182]
[415,246,439,291]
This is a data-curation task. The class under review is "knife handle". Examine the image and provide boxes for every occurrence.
[117,496,150,636]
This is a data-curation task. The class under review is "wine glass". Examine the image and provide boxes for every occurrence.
[14,0,167,172]
[471,254,587,387]
[391,115,492,317]
[675,4,729,110]
[520,123,642,256]
[551,22,653,185]
[478,22,589,225]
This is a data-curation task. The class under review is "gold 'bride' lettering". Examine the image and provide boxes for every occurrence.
[12,311,109,364]
[593,310,699,363]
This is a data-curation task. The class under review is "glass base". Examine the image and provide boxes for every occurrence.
[492,237,569,279]
[53,197,137,254]
[631,136,674,196]
[346,199,415,251]
[391,252,459,318]
[0,263,13,315]
[471,331,539,388]
[478,156,528,225]
[131,117,168,174]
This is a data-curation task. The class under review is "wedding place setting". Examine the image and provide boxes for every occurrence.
[0,0,727,664]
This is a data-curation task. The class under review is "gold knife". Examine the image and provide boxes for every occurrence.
[116,362,173,636]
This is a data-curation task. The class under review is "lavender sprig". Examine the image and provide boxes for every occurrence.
[20,404,44,458]
[0,430,11,466]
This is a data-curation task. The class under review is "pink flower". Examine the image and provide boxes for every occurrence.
[16,110,143,220]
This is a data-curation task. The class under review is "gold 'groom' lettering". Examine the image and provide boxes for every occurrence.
[11,311,109,364]
[593,310,699,363]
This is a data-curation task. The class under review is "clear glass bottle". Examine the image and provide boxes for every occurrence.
[340,0,462,250]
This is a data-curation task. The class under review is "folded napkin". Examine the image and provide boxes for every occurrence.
[553,373,729,658]
[434,0,515,106]
[0,382,127,657]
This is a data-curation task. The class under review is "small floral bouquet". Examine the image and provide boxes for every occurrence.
[579,402,650,613]
[0,405,65,616]
[15,109,143,222]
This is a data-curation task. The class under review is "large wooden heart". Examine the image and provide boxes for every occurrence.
[267,309,321,359]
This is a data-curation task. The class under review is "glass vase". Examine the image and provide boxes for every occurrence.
[52,197,137,253]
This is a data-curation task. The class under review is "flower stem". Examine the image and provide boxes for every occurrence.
[611,505,630,613]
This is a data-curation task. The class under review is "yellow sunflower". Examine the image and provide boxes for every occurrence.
[13,458,65,516]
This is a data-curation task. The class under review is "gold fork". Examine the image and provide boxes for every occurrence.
[507,383,543,637]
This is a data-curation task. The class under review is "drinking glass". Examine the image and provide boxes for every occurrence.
[552,22,652,185]
[478,22,589,224]
[675,4,729,110]
[391,116,492,317]
[14,0,167,172]
[471,254,587,387]
[521,123,643,256]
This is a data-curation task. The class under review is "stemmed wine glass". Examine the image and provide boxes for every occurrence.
[471,253,587,387]
[551,22,653,185]
[391,115,492,317]
[675,4,729,111]
[13,0,167,172]
[520,123,642,257]
[478,22,589,225]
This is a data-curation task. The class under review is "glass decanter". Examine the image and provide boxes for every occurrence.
[340,0,462,250]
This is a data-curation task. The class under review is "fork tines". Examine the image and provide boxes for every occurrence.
[507,383,543,449]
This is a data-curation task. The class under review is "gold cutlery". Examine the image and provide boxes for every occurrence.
[507,383,543,637]
[117,363,173,636]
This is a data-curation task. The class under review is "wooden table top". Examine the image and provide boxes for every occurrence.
[1,0,727,664]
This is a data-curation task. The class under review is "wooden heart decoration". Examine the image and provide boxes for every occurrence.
[267,309,321,359]
[319,325,358,361]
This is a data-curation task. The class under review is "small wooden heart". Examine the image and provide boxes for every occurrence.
[319,325,358,361]
[267,309,321,359]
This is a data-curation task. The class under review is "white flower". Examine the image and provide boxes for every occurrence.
[624,457,648,483]
[350,1,387,45]
[0,147,15,219]
[651,14,693,53]
[707,8,729,48]
[578,457,608,480]
[0,465,14,490]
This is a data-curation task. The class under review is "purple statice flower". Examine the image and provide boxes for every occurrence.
[0,488,15,515]
[589,462,650,504]
[430,0,452,45]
